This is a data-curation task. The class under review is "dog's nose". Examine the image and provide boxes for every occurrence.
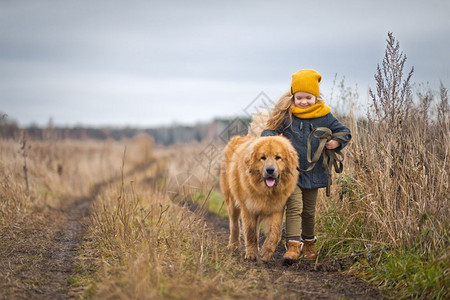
[265,167,275,175]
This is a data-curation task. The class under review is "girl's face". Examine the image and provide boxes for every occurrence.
[294,92,316,108]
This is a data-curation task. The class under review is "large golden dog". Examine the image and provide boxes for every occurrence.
[220,128,299,261]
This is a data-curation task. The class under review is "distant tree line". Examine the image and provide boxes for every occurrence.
[0,113,251,145]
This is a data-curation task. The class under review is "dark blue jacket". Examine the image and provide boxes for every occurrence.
[261,113,351,189]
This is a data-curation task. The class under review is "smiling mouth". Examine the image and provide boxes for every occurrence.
[264,176,279,188]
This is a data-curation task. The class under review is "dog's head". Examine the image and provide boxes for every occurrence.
[246,136,299,188]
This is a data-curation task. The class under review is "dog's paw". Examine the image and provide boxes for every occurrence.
[244,250,258,261]
[260,248,274,262]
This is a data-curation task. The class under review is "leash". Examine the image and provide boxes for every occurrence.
[297,127,351,197]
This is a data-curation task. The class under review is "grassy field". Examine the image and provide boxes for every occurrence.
[0,137,307,299]
[0,110,448,298]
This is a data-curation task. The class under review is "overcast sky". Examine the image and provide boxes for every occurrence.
[1,0,449,127]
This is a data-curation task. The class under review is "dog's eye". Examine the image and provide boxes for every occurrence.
[261,156,266,160]
[275,156,281,160]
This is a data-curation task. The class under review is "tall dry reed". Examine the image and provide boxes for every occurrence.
[324,32,449,253]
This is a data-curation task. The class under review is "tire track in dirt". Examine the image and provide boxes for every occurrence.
[192,203,387,300]
[37,196,92,299]
[0,195,94,299]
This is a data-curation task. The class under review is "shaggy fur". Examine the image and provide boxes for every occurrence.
[220,111,299,261]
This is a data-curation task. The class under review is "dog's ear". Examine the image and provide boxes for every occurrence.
[244,144,257,173]
[284,145,299,172]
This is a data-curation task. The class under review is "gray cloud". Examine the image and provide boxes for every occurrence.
[1,0,449,126]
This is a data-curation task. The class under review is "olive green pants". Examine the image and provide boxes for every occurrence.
[285,186,318,239]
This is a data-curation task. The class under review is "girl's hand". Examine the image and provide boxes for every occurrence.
[325,140,339,149]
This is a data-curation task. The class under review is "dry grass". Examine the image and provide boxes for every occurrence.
[316,33,449,299]
[0,135,291,298]
[81,141,291,299]
[0,134,159,297]
[326,34,449,250]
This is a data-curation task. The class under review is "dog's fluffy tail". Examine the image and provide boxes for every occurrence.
[247,109,270,137]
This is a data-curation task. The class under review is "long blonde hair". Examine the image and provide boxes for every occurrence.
[265,91,325,131]
[265,92,293,131]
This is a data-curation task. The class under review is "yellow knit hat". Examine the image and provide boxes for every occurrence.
[291,69,322,97]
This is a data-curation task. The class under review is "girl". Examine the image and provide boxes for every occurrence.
[261,69,351,262]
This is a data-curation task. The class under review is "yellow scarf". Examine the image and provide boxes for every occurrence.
[291,102,331,119]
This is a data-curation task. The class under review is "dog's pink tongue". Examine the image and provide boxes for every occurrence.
[265,178,276,187]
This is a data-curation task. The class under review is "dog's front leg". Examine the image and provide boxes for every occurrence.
[241,208,258,260]
[226,204,241,250]
[260,211,283,262]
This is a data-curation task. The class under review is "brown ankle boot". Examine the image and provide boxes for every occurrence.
[302,237,317,260]
[283,240,303,262]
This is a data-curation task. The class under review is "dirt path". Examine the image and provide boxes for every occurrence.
[196,204,387,300]
[0,176,118,299]
[35,196,92,299]
[0,194,92,299]
[0,158,158,300]
[1,193,96,299]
